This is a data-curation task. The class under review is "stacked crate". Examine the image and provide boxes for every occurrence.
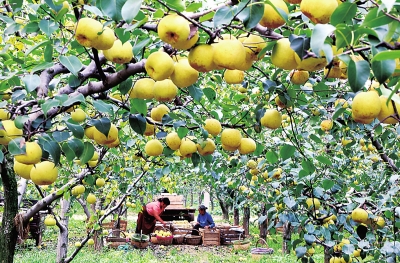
[219,228,244,245]
[200,228,220,246]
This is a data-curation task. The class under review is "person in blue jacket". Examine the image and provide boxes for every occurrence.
[192,204,215,235]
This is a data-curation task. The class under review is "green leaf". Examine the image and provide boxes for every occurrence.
[130,98,147,115]
[79,142,95,164]
[42,140,61,165]
[316,155,332,166]
[322,179,335,190]
[348,60,370,93]
[188,85,203,101]
[266,151,279,164]
[25,40,50,57]
[62,93,85,108]
[97,0,124,21]
[372,57,396,83]
[128,114,147,135]
[280,144,296,161]
[165,0,185,12]
[9,138,26,155]
[42,99,60,117]
[334,24,352,50]
[290,35,310,61]
[133,38,151,56]
[330,2,357,26]
[22,74,41,92]
[30,62,54,74]
[118,78,132,95]
[93,100,114,115]
[92,118,111,137]
[371,50,400,62]
[311,24,336,58]
[186,2,202,12]
[191,152,201,167]
[121,0,142,24]
[177,127,189,138]
[62,143,76,162]
[203,88,216,103]
[362,7,393,28]
[301,160,315,175]
[21,22,39,34]
[59,56,83,76]
[295,246,307,258]
[53,131,70,142]
[0,151,4,163]
[65,119,84,139]
[39,19,59,37]
[236,1,264,29]
[68,138,84,159]
[332,108,346,120]
[214,6,234,28]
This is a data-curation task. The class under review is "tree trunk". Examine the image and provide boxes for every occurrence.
[282,221,292,254]
[190,190,193,206]
[259,205,268,239]
[218,198,230,221]
[233,207,240,225]
[0,160,18,263]
[198,191,202,205]
[242,206,250,236]
[57,198,70,263]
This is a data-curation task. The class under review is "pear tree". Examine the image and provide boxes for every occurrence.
[0,1,400,263]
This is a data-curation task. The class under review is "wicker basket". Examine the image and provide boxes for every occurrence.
[173,234,185,244]
[233,234,251,250]
[131,234,149,249]
[184,229,202,245]
[150,233,158,244]
[250,239,274,260]
[156,235,173,245]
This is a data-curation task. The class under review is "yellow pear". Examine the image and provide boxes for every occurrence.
[320,119,333,131]
[223,70,245,84]
[271,38,298,70]
[13,159,34,179]
[261,109,282,129]
[238,138,256,155]
[157,14,190,48]
[259,0,289,29]
[166,132,181,150]
[221,129,242,149]
[143,122,155,136]
[71,108,86,122]
[222,143,239,152]
[105,138,120,148]
[351,208,369,224]
[150,104,170,122]
[103,39,133,64]
[84,126,96,139]
[15,141,42,165]
[30,161,58,185]
[0,120,23,145]
[352,91,381,123]
[145,51,175,81]
[153,79,178,102]
[93,124,119,145]
[295,55,327,72]
[377,95,400,124]
[129,78,155,100]
[173,31,199,50]
[179,137,197,158]
[170,58,199,88]
[300,0,338,24]
[324,66,342,78]
[285,0,302,3]
[213,39,246,70]
[289,70,309,85]
[145,139,164,156]
[196,138,216,156]
[306,198,320,210]
[87,193,97,204]
[74,17,103,47]
[92,27,115,50]
[0,109,10,120]
[334,98,348,108]
[188,44,218,72]
[204,119,222,136]
[96,178,106,187]
[242,35,267,61]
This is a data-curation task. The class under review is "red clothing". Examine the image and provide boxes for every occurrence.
[146,201,162,217]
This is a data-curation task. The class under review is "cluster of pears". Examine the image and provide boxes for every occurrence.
[84,123,120,148]
[154,229,172,238]
[351,89,400,125]
[75,17,132,64]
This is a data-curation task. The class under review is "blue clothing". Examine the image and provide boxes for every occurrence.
[197,212,215,228]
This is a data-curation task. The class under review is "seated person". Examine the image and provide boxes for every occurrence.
[192,205,215,235]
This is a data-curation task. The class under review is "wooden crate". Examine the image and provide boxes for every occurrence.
[102,220,127,231]
[220,229,243,245]
[200,229,220,246]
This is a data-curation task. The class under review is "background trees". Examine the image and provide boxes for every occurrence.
[0,0,400,262]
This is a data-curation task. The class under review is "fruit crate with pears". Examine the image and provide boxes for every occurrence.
[154,228,173,245]
[200,228,220,246]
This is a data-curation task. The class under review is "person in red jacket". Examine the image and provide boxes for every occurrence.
[135,197,170,234]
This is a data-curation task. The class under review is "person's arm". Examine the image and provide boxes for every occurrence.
[153,214,167,226]
[207,213,215,228]
[195,214,200,225]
